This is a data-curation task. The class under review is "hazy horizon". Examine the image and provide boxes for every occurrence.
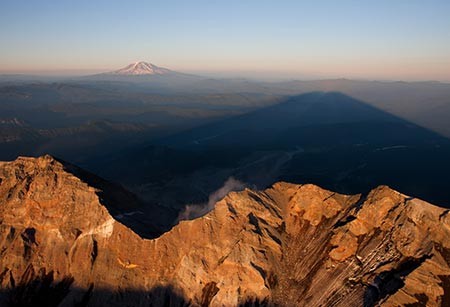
[1,0,450,81]
[1,65,450,83]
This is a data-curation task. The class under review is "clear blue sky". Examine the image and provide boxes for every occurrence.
[1,0,449,80]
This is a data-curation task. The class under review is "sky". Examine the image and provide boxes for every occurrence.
[1,0,450,81]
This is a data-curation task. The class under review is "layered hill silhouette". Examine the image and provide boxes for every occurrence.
[0,155,449,306]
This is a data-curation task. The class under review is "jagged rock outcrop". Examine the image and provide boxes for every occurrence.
[0,155,449,306]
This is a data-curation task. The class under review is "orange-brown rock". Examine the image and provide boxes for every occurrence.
[0,155,449,306]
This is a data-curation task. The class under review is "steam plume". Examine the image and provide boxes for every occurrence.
[177,177,245,221]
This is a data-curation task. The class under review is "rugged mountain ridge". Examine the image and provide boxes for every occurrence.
[0,155,449,306]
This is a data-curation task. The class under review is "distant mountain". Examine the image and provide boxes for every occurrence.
[84,61,201,85]
[0,155,449,306]
[107,61,174,76]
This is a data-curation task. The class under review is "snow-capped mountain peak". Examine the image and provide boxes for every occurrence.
[110,61,172,75]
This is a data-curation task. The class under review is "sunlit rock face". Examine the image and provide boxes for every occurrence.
[0,155,449,306]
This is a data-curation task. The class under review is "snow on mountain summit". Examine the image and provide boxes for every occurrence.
[110,61,172,75]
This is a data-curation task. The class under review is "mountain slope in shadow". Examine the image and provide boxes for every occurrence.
[89,92,450,218]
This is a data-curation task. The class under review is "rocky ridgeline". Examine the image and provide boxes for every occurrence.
[0,155,449,306]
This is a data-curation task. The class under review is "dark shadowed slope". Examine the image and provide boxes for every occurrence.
[90,92,450,217]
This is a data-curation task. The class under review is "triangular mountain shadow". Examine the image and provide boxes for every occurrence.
[160,91,447,148]
[90,92,450,214]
